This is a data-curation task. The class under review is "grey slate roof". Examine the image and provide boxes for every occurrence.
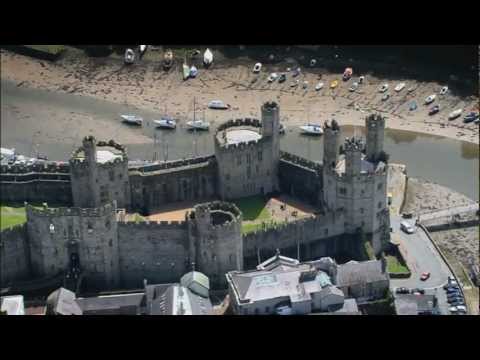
[75,293,144,314]
[46,288,83,315]
[336,260,388,287]
[148,284,213,315]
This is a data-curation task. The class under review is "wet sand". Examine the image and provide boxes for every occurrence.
[1,49,478,145]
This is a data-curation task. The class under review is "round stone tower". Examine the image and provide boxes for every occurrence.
[70,136,131,210]
[187,201,243,289]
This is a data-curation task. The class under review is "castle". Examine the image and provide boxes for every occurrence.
[0,102,390,292]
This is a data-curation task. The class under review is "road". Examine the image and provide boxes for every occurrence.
[389,215,455,315]
[417,203,479,223]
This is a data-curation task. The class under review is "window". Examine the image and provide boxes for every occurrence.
[237,155,242,165]
[360,208,364,214]
[256,165,259,174]
[324,229,328,236]
[377,183,382,191]
[247,154,251,164]
[258,151,263,161]
[247,166,251,179]
[163,183,167,193]
[339,188,347,195]
[378,202,382,209]
[254,308,259,315]
[109,170,115,181]
[229,254,234,264]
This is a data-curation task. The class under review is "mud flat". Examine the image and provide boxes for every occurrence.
[1,49,478,145]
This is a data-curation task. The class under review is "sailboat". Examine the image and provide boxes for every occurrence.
[163,49,173,71]
[186,97,210,130]
[299,103,323,135]
[120,114,143,125]
[203,48,213,67]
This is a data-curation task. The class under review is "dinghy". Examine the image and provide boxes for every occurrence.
[253,63,262,73]
[208,100,229,110]
[139,45,148,58]
[124,49,135,65]
[349,82,359,92]
[300,124,323,135]
[153,118,176,129]
[163,50,173,70]
[425,94,436,104]
[315,82,324,91]
[343,67,353,81]
[279,123,286,134]
[120,115,143,125]
[409,101,417,111]
[439,86,449,95]
[189,66,198,78]
[448,109,463,120]
[186,120,210,130]
[203,48,213,67]
[330,80,338,89]
[394,82,406,92]
[378,83,389,93]
[183,63,190,80]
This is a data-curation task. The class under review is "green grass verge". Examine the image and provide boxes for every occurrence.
[364,241,376,260]
[385,255,409,274]
[1,205,27,230]
[24,45,66,55]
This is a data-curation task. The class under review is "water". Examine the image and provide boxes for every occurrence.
[1,80,478,200]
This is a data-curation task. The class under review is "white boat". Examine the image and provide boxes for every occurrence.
[124,49,135,64]
[448,109,463,120]
[315,82,324,91]
[208,100,229,110]
[203,48,213,67]
[300,124,323,136]
[358,76,365,84]
[394,82,406,92]
[183,63,190,80]
[440,86,449,95]
[279,123,286,134]
[268,73,278,82]
[153,118,176,129]
[349,82,359,92]
[186,120,210,130]
[407,87,416,93]
[139,45,147,56]
[378,83,389,93]
[120,114,143,125]
[189,66,198,78]
[425,94,436,104]
[253,63,262,73]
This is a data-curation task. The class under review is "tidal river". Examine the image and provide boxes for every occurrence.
[1,80,478,201]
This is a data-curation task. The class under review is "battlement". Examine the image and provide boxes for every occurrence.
[366,113,385,127]
[25,202,116,218]
[214,118,266,151]
[280,151,322,172]
[343,136,365,153]
[0,162,70,175]
[262,101,279,112]
[70,138,128,167]
[118,220,187,229]
[192,200,242,221]
[128,155,216,174]
[216,118,262,133]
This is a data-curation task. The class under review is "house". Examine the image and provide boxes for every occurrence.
[0,295,25,315]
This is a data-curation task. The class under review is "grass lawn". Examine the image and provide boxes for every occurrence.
[233,196,271,222]
[363,241,376,260]
[0,204,27,230]
[385,255,409,274]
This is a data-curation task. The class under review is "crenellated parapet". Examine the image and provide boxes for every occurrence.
[69,138,128,169]
[190,200,242,226]
[280,151,322,172]
[214,117,266,152]
[128,155,216,174]
[25,202,116,218]
[1,162,70,175]
[118,220,187,229]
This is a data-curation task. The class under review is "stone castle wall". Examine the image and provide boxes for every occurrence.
[0,163,72,205]
[128,155,218,214]
[117,221,189,288]
[0,224,31,287]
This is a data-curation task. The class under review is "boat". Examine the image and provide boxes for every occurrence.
[278,73,287,83]
[120,114,143,125]
[187,97,209,130]
[474,118,480,125]
[330,80,338,89]
[382,93,390,101]
[378,83,389,93]
[139,45,148,58]
[183,63,190,80]
[358,76,365,84]
[279,123,286,134]
[394,82,406,92]
[290,80,299,88]
[428,105,440,115]
[300,124,323,135]
[253,63,262,73]
[407,87,416,93]
[124,48,135,65]
[409,101,417,111]
[463,112,479,123]
[153,117,176,129]
[315,82,324,91]
[302,81,308,89]
[292,68,301,77]
[163,50,174,70]
[448,109,463,120]
[440,86,449,95]
[208,100,229,110]
[343,67,353,81]
[425,94,436,104]
[268,73,278,82]
[189,66,198,78]
[203,48,213,67]
[349,82,359,92]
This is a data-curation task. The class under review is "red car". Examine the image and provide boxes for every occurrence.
[420,272,431,281]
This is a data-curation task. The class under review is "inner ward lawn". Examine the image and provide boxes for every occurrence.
[385,255,409,274]
[232,196,279,234]
[0,204,27,230]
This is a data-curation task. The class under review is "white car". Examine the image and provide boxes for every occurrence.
[378,83,389,93]
[268,73,279,82]
[425,94,436,104]
[439,86,448,95]
[400,221,415,234]
[253,63,262,73]
[349,82,359,92]
[394,82,406,92]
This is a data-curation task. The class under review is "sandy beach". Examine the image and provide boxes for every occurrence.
[1,48,479,145]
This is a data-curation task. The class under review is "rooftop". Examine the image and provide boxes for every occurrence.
[1,295,25,315]
[336,260,388,287]
[216,127,262,146]
[73,146,123,164]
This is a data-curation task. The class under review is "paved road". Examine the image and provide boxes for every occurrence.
[417,203,479,223]
[389,216,455,315]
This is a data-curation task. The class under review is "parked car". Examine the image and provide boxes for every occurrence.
[449,306,459,313]
[395,287,410,294]
[420,272,431,281]
[411,288,425,295]
[400,221,415,234]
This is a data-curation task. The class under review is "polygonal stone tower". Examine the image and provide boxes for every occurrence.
[365,114,385,163]
[261,101,280,188]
